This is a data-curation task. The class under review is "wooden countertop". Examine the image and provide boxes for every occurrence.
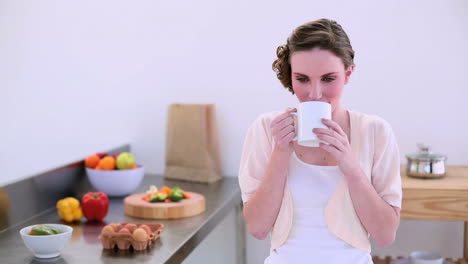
[402,165,468,191]
[401,165,468,222]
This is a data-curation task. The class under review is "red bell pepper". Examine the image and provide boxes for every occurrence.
[82,192,109,221]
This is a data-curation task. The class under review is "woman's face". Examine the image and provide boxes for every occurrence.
[290,48,354,111]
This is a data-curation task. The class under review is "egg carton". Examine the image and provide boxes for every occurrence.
[99,222,164,251]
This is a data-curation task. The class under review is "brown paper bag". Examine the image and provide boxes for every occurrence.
[164,104,222,183]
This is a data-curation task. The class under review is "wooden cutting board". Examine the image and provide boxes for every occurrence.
[124,192,205,219]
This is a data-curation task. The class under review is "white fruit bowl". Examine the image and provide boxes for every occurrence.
[85,166,145,197]
[20,224,73,258]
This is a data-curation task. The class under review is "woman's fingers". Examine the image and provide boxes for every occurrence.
[271,115,287,131]
[278,124,295,140]
[278,131,296,146]
[322,119,346,138]
[313,120,349,146]
[319,142,341,157]
[314,128,348,146]
[272,117,293,135]
[271,114,284,128]
[271,109,296,134]
[270,108,297,150]
[278,116,294,130]
[271,108,295,127]
[316,133,345,151]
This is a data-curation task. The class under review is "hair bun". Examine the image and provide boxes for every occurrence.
[276,45,289,60]
[272,44,293,91]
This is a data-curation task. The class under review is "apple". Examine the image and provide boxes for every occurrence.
[116,152,136,170]
[96,152,107,159]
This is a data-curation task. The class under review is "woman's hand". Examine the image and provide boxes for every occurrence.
[270,108,297,153]
[313,119,361,178]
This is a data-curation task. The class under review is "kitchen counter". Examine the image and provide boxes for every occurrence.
[0,175,243,264]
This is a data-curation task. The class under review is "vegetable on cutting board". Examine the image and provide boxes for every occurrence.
[150,192,167,203]
[141,185,191,203]
[82,192,109,221]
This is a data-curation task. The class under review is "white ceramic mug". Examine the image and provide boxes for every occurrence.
[409,251,444,264]
[290,101,332,147]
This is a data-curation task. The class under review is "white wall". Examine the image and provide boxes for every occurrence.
[2,0,467,262]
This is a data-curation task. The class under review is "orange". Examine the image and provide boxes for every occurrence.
[132,165,138,169]
[85,155,100,168]
[98,156,116,170]
[95,166,102,170]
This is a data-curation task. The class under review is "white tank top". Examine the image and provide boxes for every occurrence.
[264,152,373,264]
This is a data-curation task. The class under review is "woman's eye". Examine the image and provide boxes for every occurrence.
[322,77,335,82]
[296,77,308,83]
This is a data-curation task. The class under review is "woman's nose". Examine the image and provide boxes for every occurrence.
[307,85,322,101]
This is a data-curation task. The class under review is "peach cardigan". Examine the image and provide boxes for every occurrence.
[238,110,402,252]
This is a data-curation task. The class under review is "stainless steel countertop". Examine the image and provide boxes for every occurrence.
[0,175,242,264]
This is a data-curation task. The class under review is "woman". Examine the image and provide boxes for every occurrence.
[238,19,402,264]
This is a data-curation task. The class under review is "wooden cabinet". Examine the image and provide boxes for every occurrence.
[400,165,468,258]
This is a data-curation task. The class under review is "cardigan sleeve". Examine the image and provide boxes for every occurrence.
[238,113,276,203]
[371,117,403,208]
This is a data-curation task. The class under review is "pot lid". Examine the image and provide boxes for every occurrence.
[406,144,447,161]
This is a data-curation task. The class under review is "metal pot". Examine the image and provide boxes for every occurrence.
[406,144,447,179]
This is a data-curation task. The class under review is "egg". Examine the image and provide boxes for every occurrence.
[132,228,148,241]
[110,223,122,232]
[101,225,115,235]
[118,228,131,234]
[124,223,137,233]
[138,224,152,235]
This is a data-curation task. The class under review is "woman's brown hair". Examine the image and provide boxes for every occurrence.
[272,18,355,94]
